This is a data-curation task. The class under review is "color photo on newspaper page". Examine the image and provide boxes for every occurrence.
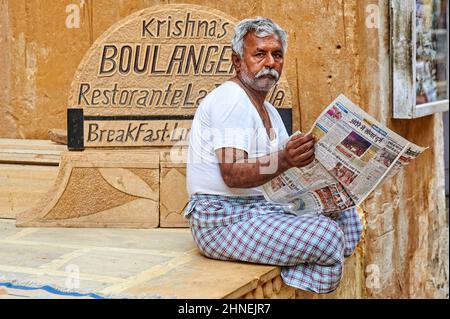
[262,94,427,216]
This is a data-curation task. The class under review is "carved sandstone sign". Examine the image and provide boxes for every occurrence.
[68,4,293,149]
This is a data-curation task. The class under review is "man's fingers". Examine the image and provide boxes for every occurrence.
[288,140,315,159]
[286,135,304,149]
[290,133,304,141]
[286,136,314,150]
[292,147,315,163]
[287,133,313,149]
[296,154,316,167]
[284,133,316,168]
[301,154,316,166]
[293,139,315,154]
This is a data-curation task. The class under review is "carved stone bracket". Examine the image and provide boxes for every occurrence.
[16,150,160,228]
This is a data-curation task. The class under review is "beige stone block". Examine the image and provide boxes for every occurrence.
[0,139,65,219]
[253,285,264,299]
[274,285,296,299]
[243,292,254,299]
[16,150,160,229]
[262,280,274,298]
[159,150,189,228]
[272,276,282,294]
[121,249,278,299]
[47,129,67,145]
[0,164,58,219]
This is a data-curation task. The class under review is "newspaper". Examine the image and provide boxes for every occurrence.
[262,94,427,215]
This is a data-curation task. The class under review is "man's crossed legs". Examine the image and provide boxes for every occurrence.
[186,195,363,294]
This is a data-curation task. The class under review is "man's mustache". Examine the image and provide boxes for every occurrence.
[255,68,280,81]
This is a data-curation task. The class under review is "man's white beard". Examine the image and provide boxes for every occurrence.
[240,63,280,92]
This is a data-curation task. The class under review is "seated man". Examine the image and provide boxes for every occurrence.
[184,17,362,294]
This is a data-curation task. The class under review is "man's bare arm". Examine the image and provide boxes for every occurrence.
[216,133,316,188]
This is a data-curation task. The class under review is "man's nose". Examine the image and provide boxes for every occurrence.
[264,54,275,68]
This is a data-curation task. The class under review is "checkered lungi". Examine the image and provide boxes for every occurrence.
[184,194,362,294]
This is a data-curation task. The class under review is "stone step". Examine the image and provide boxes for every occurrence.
[0,138,66,165]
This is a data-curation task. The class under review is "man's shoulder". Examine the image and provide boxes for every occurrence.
[204,81,245,104]
[196,81,253,122]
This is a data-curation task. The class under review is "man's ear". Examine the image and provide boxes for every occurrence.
[231,52,242,73]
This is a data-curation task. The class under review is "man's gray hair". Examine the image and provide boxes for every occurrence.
[231,17,288,58]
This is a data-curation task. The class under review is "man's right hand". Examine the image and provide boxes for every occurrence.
[282,133,316,168]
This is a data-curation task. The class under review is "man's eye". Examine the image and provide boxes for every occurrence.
[255,53,264,57]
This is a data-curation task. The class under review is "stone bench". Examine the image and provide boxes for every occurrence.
[0,219,364,298]
[0,138,365,298]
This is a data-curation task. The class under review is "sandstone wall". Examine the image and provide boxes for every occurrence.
[355,0,448,298]
[0,0,447,298]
